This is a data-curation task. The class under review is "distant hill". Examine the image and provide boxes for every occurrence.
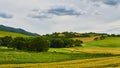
[0,31,29,37]
[0,25,39,36]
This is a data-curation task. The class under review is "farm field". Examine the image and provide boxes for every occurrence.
[65,47,120,54]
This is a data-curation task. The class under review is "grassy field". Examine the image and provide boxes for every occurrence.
[0,47,120,68]
[83,37,120,48]
[0,31,29,37]
[0,47,119,64]
[0,56,120,68]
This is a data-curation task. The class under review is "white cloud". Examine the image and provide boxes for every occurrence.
[0,0,120,34]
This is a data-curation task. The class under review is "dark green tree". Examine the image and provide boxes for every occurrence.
[50,38,64,48]
[1,36,12,47]
[74,40,83,47]
[62,38,74,47]
[29,37,50,52]
[11,37,26,50]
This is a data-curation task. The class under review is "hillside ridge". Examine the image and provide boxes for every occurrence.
[0,25,39,36]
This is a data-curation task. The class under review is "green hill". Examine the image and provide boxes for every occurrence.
[0,31,29,37]
[0,25,39,36]
[83,37,120,48]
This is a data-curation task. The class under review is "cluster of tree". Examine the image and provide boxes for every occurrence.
[0,36,50,52]
[0,36,83,52]
[50,38,83,48]
[45,32,120,38]
[108,34,120,37]
[94,36,106,41]
[45,32,90,38]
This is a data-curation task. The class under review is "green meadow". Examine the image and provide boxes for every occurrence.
[83,37,120,48]
[0,47,119,64]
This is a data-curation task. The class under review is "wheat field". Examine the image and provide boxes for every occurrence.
[65,48,120,54]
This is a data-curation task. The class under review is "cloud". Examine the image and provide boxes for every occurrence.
[29,7,83,19]
[47,7,81,16]
[104,0,119,6]
[99,20,120,34]
[91,0,120,6]
[30,7,83,20]
[31,15,49,19]
[0,13,13,19]
[29,10,51,19]
[0,0,120,34]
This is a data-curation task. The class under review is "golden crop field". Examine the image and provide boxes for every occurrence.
[65,48,120,54]
[71,36,99,43]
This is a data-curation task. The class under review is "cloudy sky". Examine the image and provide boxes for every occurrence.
[0,0,120,34]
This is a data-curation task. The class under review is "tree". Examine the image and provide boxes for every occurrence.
[1,36,12,47]
[11,37,27,50]
[74,40,83,47]
[100,35,106,40]
[50,38,64,48]
[29,37,50,52]
[94,37,99,41]
[62,38,74,47]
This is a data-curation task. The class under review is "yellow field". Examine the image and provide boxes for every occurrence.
[71,36,99,43]
[0,56,120,68]
[65,48,120,54]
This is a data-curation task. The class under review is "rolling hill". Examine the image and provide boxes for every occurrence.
[0,31,29,37]
[0,25,39,36]
[83,37,120,48]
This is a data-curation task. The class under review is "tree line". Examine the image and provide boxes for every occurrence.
[45,32,120,38]
[0,36,83,52]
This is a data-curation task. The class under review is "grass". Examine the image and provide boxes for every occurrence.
[49,48,72,53]
[0,47,119,64]
[83,37,120,48]
[0,56,120,68]
[0,31,29,37]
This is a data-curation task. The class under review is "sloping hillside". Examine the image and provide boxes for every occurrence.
[0,31,29,37]
[83,37,120,48]
[0,25,39,36]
